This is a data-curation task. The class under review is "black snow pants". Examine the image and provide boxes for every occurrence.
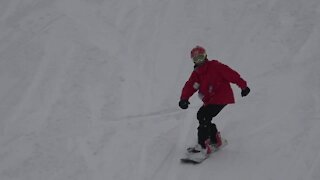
[197,104,226,148]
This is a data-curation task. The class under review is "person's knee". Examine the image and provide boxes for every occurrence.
[198,118,211,127]
[197,110,210,124]
[196,110,204,121]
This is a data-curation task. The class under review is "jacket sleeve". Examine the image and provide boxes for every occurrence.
[219,63,247,89]
[180,71,199,100]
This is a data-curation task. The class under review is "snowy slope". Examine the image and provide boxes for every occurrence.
[0,0,320,180]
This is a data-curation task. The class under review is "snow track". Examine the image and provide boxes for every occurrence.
[0,0,320,180]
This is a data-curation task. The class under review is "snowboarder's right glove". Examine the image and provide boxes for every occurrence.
[179,99,190,109]
[241,87,250,97]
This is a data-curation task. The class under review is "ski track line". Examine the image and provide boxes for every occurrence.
[150,143,177,180]
[298,119,320,180]
[135,117,183,180]
[109,106,199,123]
[2,12,65,133]
[152,110,196,180]
[136,142,148,180]
[305,149,320,180]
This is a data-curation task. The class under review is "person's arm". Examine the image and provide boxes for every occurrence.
[180,71,200,101]
[219,63,247,89]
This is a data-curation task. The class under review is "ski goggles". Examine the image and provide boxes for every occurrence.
[192,54,206,64]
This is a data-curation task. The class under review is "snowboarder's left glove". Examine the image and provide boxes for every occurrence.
[241,87,250,97]
[179,99,190,109]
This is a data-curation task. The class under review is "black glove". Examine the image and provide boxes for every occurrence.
[241,87,250,97]
[179,99,190,109]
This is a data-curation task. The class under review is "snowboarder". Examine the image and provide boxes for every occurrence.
[179,46,250,158]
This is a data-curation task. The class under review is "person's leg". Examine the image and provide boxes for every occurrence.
[197,104,226,147]
[206,104,226,144]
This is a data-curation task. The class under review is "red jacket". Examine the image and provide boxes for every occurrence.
[180,60,247,105]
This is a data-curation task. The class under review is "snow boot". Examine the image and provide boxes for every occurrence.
[187,139,213,154]
[211,132,228,149]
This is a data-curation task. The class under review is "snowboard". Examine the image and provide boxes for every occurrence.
[180,139,228,164]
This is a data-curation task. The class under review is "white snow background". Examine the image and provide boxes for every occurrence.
[1,0,320,180]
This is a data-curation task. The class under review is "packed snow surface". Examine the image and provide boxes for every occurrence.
[0,0,320,180]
